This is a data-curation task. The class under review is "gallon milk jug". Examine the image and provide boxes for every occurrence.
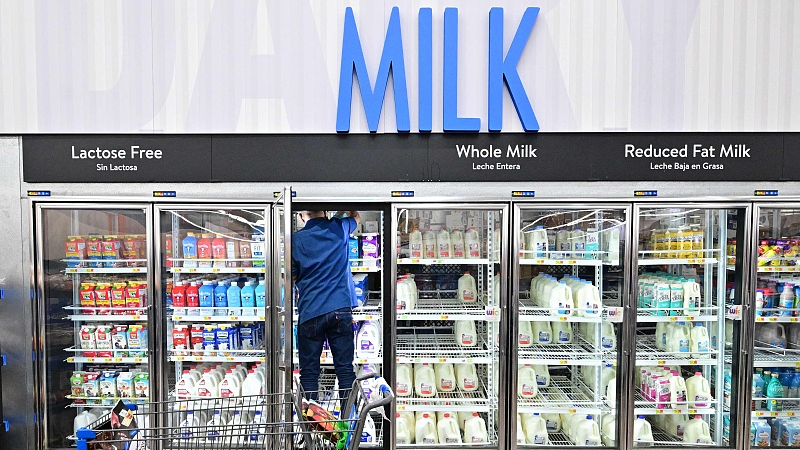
[396,276,417,311]
[686,372,711,408]
[789,323,800,349]
[682,279,701,314]
[396,413,412,445]
[556,229,571,259]
[415,413,438,445]
[219,369,242,398]
[529,226,548,258]
[458,272,477,302]
[633,415,655,446]
[576,282,602,317]
[465,227,481,259]
[543,413,561,433]
[437,229,452,258]
[179,411,200,439]
[356,321,381,358]
[414,363,437,397]
[464,413,489,444]
[571,228,586,259]
[552,321,573,343]
[422,230,437,258]
[206,410,227,442]
[396,364,413,397]
[549,281,575,317]
[669,370,688,408]
[197,369,220,398]
[667,322,691,353]
[74,410,97,434]
[521,413,549,445]
[456,363,479,392]
[666,414,689,440]
[242,368,264,396]
[455,320,477,346]
[435,363,456,393]
[600,322,617,351]
[400,412,416,441]
[437,413,462,444]
[361,415,376,443]
[518,365,539,398]
[518,321,533,347]
[228,411,248,445]
[690,323,710,358]
[517,415,526,445]
[604,227,621,264]
[655,322,669,350]
[573,415,602,446]
[757,323,787,348]
[451,229,465,258]
[409,228,423,258]
[532,321,553,344]
[684,415,713,444]
[601,413,616,446]
[533,364,550,387]
[607,377,617,403]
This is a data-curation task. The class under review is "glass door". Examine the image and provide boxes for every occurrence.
[155,204,271,426]
[750,203,800,447]
[510,204,628,448]
[392,204,507,448]
[633,204,748,448]
[35,204,152,449]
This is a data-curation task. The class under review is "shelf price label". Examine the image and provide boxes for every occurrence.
[567,260,577,265]
[132,268,141,273]
[686,317,694,321]
[674,409,683,414]
[203,317,212,321]
[655,410,664,414]
[440,315,449,320]
[688,409,697,414]
[669,317,678,322]
[134,358,143,363]
[558,317,567,322]
[569,409,577,414]
[438,358,447,363]
[212,269,220,273]
[769,317,778,322]
[237,268,245,273]
[755,412,764,417]
[657,360,666,365]
[188,269,197,273]
[789,412,796,417]
[792,318,799,323]
[173,316,183,320]
[559,360,568,365]
[795,362,800,367]
[688,360,698,365]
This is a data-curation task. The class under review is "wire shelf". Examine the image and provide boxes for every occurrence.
[518,336,608,366]
[396,382,493,412]
[635,305,718,322]
[395,334,492,363]
[168,349,266,363]
[633,389,717,415]
[518,299,608,323]
[753,347,800,367]
[635,335,718,365]
[516,376,605,412]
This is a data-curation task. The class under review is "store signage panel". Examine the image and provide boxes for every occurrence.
[22,136,212,182]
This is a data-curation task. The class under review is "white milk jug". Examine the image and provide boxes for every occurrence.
[396,276,417,311]
[556,229,571,259]
[356,320,381,358]
[572,415,602,446]
[517,415,526,445]
[456,363,479,392]
[422,230,437,258]
[533,321,553,344]
[518,365,539,398]
[396,363,413,397]
[396,413,412,445]
[74,410,97,434]
[571,229,586,259]
[196,369,220,398]
[458,272,477,302]
[437,413,462,444]
[436,229,452,258]
[414,363,437,397]
[604,227,621,264]
[600,322,617,351]
[655,322,669,350]
[669,370,688,408]
[533,364,551,387]
[464,413,489,444]
[690,323,710,358]
[528,226,548,258]
[415,413,438,445]
[665,414,689,439]
[684,415,713,444]
[518,321,533,347]
[465,227,482,259]
[434,363,456,393]
[408,229,423,258]
[601,413,616,446]
[549,281,575,317]
[552,321,573,343]
[543,413,561,433]
[667,322,691,353]
[682,279,702,314]
[400,411,416,441]
[521,413,549,445]
[361,415,376,443]
[686,372,711,408]
[451,229,465,258]
[633,415,655,446]
[455,320,477,346]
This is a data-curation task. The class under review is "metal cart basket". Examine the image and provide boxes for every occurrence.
[75,372,393,450]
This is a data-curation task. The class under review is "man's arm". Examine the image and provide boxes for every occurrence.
[334,211,361,225]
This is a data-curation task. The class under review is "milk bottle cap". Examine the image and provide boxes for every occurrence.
[190,282,197,286]
[637,415,644,419]
[695,372,702,376]
[176,281,183,286]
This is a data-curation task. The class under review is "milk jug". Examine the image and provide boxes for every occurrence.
[607,377,617,403]
[600,322,617,351]
[571,229,586,259]
[600,364,616,398]
[219,369,242,398]
[400,411,416,440]
[518,321,533,347]
[518,365,539,398]
[242,368,264,396]
[529,226,548,258]
[458,272,477,302]
[456,363,479,392]
[549,281,575,317]
[465,227,481,259]
[396,364,413,396]
[464,413,488,444]
[521,413,549,445]
[543,413,561,432]
[455,320,477,346]
[437,413,462,444]
[683,279,701,314]
[517,415,526,445]
[360,415,376,443]
[415,413,438,445]
[396,413,412,445]
[408,229,423,258]
[633,415,655,446]
[556,229,571,259]
[690,323,710,357]
[757,323,787,348]
[533,321,553,344]
[575,282,602,317]
[206,410,227,442]
[435,363,456,393]
[179,411,200,439]
[414,363,437,397]
[573,415,602,446]
[655,322,669,350]
[396,276,417,311]
[356,321,381,358]
[665,414,689,439]
[422,230,437,258]
[686,372,711,408]
[533,364,550,387]
[669,371,688,408]
[197,369,220,398]
[604,227,621,264]
[552,321,573,344]
[667,322,691,353]
[437,229,452,258]
[601,413,616,446]
[451,229,465,258]
[684,415,713,444]
[74,410,97,434]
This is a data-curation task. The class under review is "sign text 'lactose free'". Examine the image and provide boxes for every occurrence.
[336,7,540,133]
[71,145,162,172]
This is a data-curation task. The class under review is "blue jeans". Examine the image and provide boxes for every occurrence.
[297,307,356,405]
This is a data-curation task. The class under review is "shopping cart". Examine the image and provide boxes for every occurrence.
[74,372,393,450]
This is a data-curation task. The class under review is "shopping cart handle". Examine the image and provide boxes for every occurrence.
[354,371,377,382]
[75,428,97,440]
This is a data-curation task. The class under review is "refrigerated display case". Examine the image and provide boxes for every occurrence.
[34,204,153,449]
[632,204,748,448]
[392,204,507,448]
[749,203,800,447]
[510,205,628,448]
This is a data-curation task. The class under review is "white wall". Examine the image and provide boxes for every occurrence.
[0,0,798,133]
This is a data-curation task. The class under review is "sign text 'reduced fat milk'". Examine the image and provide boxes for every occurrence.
[336,7,540,133]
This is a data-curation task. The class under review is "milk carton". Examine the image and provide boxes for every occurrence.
[751,419,771,446]
[116,372,134,398]
[134,373,150,398]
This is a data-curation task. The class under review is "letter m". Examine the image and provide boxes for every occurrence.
[336,7,409,133]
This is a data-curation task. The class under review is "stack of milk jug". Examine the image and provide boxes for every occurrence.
[396,411,489,444]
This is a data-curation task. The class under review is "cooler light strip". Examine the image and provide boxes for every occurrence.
[273,191,297,198]
[512,191,535,197]
[392,191,414,197]
[27,190,50,196]
[754,190,779,196]
[153,191,176,197]
[634,190,658,197]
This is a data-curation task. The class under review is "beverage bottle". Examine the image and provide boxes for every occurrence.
[571,228,586,259]
[206,410,226,442]
[214,282,227,317]
[172,281,186,315]
[396,364,413,397]
[255,280,266,313]
[463,413,488,444]
[780,283,795,317]
[415,413,437,445]
[241,281,256,316]
[450,229,465,258]
[678,226,692,259]
[556,229,570,259]
[690,323,710,358]
[767,373,785,411]
[779,369,793,399]
[437,413,462,444]
[436,229,452,258]
[186,282,200,316]
[458,272,477,303]
[225,238,239,268]
[666,228,678,258]
[518,365,538,398]
[197,233,213,268]
[396,413,412,445]
[528,226,548,258]
[789,369,800,408]
[248,410,267,444]
[691,224,704,258]
[182,232,198,268]
[521,413,548,445]
[408,228,423,258]
[199,281,214,316]
[211,234,227,268]
[227,281,241,316]
[752,370,765,410]
[413,363,436,397]
[422,230,437,259]
[633,415,655,445]
[465,227,481,259]
[684,415,712,444]
[686,372,711,408]
[434,363,456,392]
